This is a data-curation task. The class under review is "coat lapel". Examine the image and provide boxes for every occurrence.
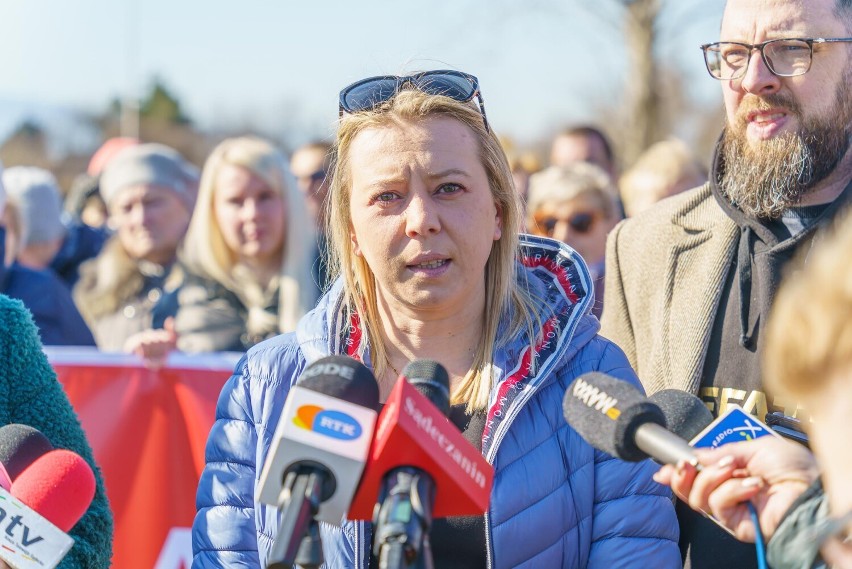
[659,208,737,394]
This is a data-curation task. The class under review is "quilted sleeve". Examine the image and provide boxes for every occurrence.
[587,341,682,568]
[192,356,263,568]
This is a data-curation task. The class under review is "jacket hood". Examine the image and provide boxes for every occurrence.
[295,234,599,459]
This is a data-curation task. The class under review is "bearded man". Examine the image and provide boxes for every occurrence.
[601,0,852,567]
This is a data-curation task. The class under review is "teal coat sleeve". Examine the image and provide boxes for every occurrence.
[0,294,114,568]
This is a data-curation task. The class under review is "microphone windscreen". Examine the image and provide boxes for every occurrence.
[403,359,450,417]
[297,355,380,411]
[0,424,54,480]
[12,449,96,532]
[563,372,665,461]
[650,389,713,442]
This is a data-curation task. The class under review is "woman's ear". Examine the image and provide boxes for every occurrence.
[493,201,503,241]
[350,226,362,256]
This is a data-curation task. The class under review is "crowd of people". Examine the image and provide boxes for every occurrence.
[1,0,851,566]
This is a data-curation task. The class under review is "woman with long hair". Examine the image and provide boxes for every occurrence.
[193,72,679,568]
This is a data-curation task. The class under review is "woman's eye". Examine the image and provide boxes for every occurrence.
[375,192,398,203]
[436,183,462,195]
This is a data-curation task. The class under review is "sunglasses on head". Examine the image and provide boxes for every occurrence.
[533,211,600,237]
[338,70,489,130]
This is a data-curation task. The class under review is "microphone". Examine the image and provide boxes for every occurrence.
[372,360,449,569]
[348,360,493,568]
[562,372,698,467]
[649,389,714,442]
[0,424,54,480]
[256,355,380,569]
[11,449,97,533]
[0,428,94,569]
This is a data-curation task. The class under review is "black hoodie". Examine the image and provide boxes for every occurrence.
[700,141,852,420]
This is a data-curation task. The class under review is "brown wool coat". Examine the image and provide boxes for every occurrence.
[600,183,739,396]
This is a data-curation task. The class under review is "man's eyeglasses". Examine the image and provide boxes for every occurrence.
[532,211,599,237]
[338,70,489,130]
[700,37,852,80]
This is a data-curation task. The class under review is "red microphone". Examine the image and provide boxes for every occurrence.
[12,449,97,532]
[348,360,493,567]
[0,428,96,568]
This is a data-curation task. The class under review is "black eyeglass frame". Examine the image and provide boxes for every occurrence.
[699,37,852,80]
[338,70,489,131]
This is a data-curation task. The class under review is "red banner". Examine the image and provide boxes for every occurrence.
[45,347,241,569]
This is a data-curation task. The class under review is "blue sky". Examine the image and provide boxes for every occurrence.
[0,0,726,150]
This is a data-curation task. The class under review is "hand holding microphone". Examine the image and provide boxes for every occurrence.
[653,436,819,543]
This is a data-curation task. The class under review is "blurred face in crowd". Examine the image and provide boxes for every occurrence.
[718,0,852,217]
[347,116,502,318]
[528,193,615,265]
[290,146,329,222]
[109,184,191,265]
[550,133,613,177]
[213,164,286,270]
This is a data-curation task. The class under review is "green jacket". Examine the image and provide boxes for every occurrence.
[0,294,113,568]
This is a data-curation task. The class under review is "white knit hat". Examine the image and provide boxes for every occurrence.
[100,143,199,208]
[1,166,66,247]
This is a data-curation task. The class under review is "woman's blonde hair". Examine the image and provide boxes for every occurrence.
[328,88,540,411]
[764,211,852,399]
[182,136,316,333]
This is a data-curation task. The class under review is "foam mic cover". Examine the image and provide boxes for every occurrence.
[256,355,380,524]
[11,449,97,532]
[347,365,493,520]
[402,359,450,416]
[650,389,714,442]
[562,372,666,462]
[0,424,54,480]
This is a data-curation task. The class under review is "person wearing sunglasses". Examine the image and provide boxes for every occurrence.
[526,163,620,320]
[601,0,852,567]
[193,70,680,568]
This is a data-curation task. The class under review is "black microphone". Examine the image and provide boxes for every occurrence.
[649,389,714,442]
[373,359,450,569]
[0,424,55,479]
[256,355,380,569]
[562,372,698,467]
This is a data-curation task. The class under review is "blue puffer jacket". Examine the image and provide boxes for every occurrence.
[193,235,680,568]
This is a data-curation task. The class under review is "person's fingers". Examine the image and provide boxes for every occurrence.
[652,464,675,485]
[669,460,700,503]
[706,476,763,523]
[687,455,737,513]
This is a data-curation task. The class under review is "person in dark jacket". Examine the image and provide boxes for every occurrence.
[0,293,113,568]
[193,72,680,568]
[0,164,95,346]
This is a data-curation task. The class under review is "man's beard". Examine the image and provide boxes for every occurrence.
[719,89,851,219]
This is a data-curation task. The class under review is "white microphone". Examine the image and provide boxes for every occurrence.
[256,355,380,568]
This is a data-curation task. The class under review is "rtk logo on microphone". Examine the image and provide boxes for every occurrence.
[293,405,363,441]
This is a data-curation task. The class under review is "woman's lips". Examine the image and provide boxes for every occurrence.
[407,258,451,276]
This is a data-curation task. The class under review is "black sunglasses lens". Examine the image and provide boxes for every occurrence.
[569,213,595,234]
[414,73,475,101]
[342,78,400,112]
